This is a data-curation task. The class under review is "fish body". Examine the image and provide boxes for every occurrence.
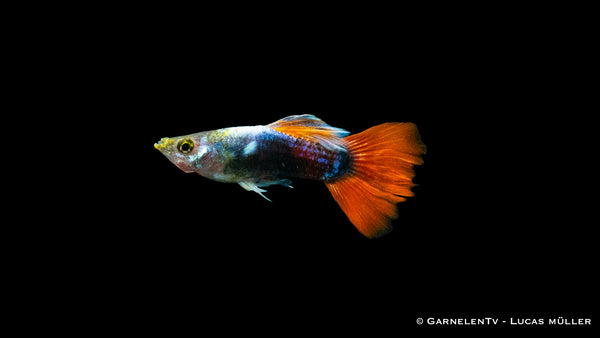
[155,115,426,238]
[206,126,350,183]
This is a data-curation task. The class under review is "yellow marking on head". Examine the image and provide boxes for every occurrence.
[154,137,175,150]
[207,129,230,143]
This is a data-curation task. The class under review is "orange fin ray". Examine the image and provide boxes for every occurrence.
[325,122,426,238]
[267,114,350,151]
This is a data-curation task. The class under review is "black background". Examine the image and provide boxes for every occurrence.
[65,4,594,334]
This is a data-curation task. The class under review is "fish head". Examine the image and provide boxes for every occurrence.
[154,132,217,174]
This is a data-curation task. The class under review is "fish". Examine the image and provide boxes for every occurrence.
[154,114,426,238]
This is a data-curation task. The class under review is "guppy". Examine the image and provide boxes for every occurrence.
[154,114,426,238]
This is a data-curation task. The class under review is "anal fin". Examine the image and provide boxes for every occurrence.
[238,179,295,202]
[238,181,272,202]
[258,179,293,189]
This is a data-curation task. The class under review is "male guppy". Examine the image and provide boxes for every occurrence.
[154,114,426,238]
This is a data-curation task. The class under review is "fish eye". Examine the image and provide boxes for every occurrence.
[177,139,194,154]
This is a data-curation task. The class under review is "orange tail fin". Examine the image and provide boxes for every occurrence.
[325,123,426,238]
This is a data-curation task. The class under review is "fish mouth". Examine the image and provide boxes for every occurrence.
[154,137,174,150]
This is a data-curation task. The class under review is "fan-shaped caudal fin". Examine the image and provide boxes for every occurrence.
[325,123,426,238]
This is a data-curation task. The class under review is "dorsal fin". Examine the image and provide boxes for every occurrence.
[267,114,350,151]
